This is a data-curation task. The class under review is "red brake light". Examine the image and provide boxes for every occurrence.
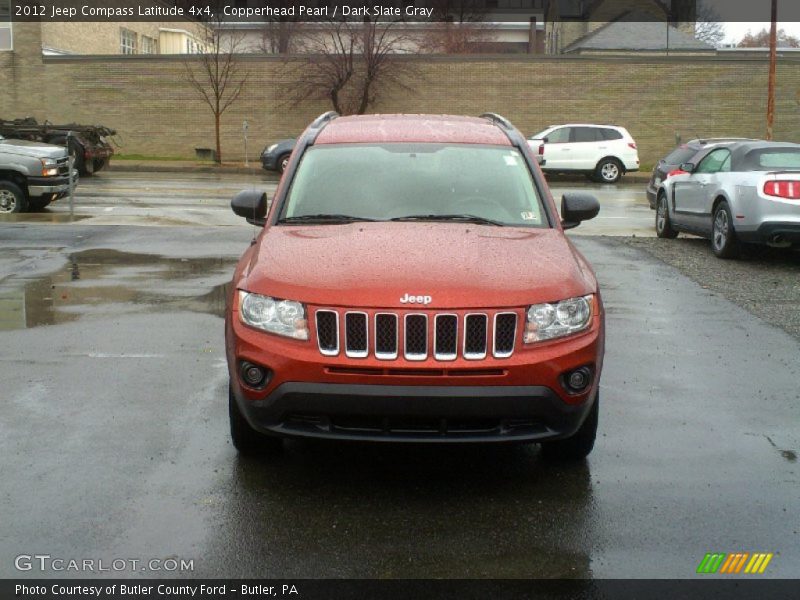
[666,169,688,179]
[764,180,800,200]
[628,142,637,150]
[538,144,544,156]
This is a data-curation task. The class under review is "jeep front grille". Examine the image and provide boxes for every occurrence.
[314,309,517,361]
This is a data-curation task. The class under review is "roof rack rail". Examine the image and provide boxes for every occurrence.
[480,112,514,131]
[310,111,339,130]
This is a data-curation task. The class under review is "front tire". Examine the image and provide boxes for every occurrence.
[656,192,678,238]
[229,383,283,456]
[711,201,740,259]
[594,158,623,184]
[0,181,27,214]
[541,392,598,461]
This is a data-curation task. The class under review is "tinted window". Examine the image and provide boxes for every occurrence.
[746,150,800,170]
[599,128,623,141]
[572,127,600,143]
[545,127,570,144]
[283,144,547,227]
[663,146,699,165]
[696,149,731,174]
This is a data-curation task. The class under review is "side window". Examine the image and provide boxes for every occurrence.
[600,128,623,141]
[696,149,731,174]
[545,127,570,144]
[571,127,600,143]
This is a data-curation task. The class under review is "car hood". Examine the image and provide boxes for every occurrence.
[241,223,596,309]
[0,139,67,160]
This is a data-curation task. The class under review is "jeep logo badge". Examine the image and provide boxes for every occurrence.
[400,293,432,305]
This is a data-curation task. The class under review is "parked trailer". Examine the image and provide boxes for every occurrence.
[0,118,115,175]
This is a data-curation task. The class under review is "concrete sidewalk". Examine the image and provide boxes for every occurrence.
[108,160,276,176]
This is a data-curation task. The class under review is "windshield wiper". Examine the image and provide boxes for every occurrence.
[278,214,377,224]
[389,214,504,226]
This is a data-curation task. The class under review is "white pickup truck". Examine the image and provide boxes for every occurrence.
[0,136,78,213]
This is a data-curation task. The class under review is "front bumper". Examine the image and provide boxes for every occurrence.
[231,381,597,443]
[27,170,79,197]
[226,304,604,443]
[261,153,279,171]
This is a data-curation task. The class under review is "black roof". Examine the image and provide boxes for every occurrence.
[729,141,800,170]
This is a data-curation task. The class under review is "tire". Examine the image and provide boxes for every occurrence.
[711,200,740,259]
[594,158,623,184]
[93,158,108,173]
[655,192,678,239]
[277,153,290,174]
[0,181,27,214]
[229,383,283,456]
[541,392,598,461]
[27,196,53,211]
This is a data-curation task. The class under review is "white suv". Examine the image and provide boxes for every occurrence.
[527,124,640,183]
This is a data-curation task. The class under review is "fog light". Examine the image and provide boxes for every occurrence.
[563,367,592,394]
[239,361,270,389]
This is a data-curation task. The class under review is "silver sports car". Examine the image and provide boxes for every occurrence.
[654,141,800,258]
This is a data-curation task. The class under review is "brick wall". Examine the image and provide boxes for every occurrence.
[2,23,800,166]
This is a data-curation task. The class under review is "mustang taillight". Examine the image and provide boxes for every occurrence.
[764,180,800,200]
[538,144,544,156]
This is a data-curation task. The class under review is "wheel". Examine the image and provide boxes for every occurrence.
[93,158,108,173]
[27,196,53,211]
[655,192,678,239]
[277,153,290,174]
[711,201,740,259]
[541,392,598,461]
[229,383,283,455]
[594,158,623,184]
[0,181,27,214]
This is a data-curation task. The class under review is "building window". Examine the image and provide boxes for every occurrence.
[141,35,157,54]
[120,28,138,54]
[0,0,12,51]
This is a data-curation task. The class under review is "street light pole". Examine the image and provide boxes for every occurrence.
[766,0,778,140]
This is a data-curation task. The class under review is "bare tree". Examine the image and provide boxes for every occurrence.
[257,0,305,54]
[183,16,248,163]
[417,0,498,54]
[738,27,800,48]
[693,0,725,48]
[291,18,418,115]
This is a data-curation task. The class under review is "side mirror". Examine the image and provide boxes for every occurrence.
[679,162,695,173]
[561,193,600,230]
[231,190,268,225]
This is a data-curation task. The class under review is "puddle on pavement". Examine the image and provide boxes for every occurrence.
[0,249,233,331]
[0,213,90,224]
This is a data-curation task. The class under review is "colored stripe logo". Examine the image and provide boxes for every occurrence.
[697,552,773,574]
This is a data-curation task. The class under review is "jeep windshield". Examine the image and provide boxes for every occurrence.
[278,143,547,227]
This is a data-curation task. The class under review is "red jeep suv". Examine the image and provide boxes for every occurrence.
[226,113,604,460]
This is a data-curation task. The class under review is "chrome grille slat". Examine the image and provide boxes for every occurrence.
[344,312,368,358]
[404,314,428,361]
[315,310,339,356]
[434,314,458,361]
[463,314,488,360]
[374,313,398,360]
[315,309,517,361]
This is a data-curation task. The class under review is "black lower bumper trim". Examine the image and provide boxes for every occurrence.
[234,382,594,443]
[738,222,800,244]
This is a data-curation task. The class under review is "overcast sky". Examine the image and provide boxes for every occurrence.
[723,22,800,44]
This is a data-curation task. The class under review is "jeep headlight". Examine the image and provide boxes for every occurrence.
[524,295,593,343]
[239,291,309,340]
[40,159,59,177]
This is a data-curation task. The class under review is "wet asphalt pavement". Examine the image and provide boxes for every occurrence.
[0,224,797,579]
